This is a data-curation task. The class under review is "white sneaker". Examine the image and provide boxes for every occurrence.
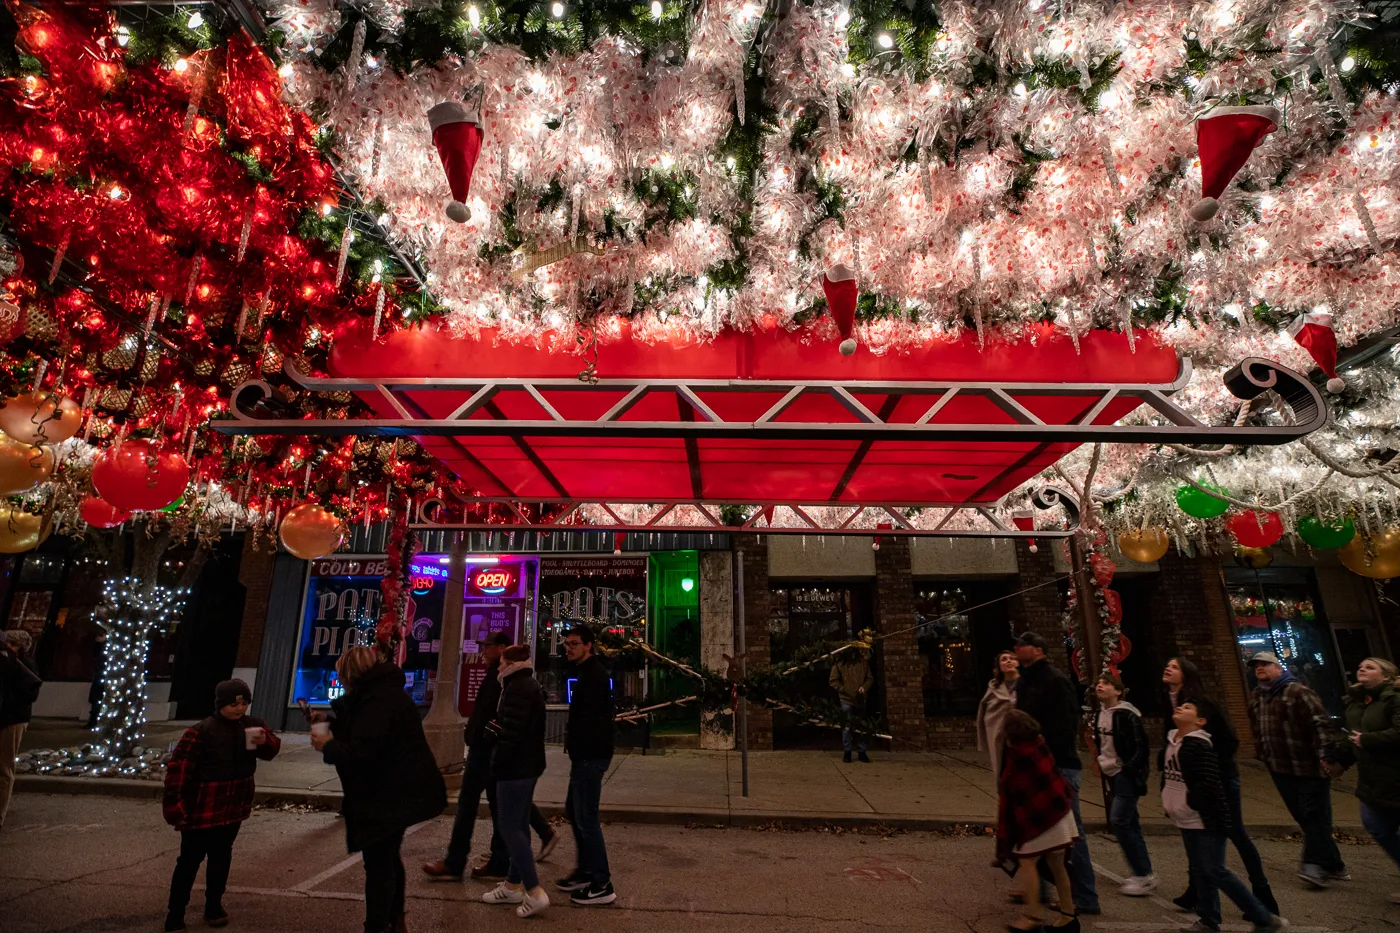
[516,887,550,917]
[483,882,525,905]
[1120,874,1158,896]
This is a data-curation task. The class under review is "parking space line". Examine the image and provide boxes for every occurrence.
[290,820,433,893]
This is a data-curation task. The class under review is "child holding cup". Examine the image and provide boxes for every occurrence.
[162,679,281,932]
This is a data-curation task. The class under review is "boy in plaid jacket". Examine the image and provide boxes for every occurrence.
[162,679,279,932]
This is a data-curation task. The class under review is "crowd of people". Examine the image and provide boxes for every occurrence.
[978,634,1400,933]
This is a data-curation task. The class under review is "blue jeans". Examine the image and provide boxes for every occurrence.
[1063,769,1099,910]
[840,700,867,754]
[496,777,540,890]
[566,757,611,885]
[1270,772,1345,873]
[1181,828,1271,930]
[1361,801,1400,871]
[1107,774,1152,877]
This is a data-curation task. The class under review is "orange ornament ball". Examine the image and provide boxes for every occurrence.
[91,440,190,512]
[0,507,48,554]
[0,392,81,445]
[1117,526,1170,563]
[279,503,344,560]
[0,434,53,495]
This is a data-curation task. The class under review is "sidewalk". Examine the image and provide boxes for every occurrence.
[16,719,1362,833]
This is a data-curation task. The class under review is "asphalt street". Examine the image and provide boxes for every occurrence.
[2,794,1397,933]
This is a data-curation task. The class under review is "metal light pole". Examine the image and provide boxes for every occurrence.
[735,549,749,798]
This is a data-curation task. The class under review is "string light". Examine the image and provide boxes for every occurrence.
[187,11,204,29]
[552,2,565,18]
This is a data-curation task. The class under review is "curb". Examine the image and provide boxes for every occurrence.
[15,777,1362,837]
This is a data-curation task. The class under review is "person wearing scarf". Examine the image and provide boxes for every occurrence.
[996,710,1080,933]
[481,644,551,917]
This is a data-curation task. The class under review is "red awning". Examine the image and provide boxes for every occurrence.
[328,322,1180,507]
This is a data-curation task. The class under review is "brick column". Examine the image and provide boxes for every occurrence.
[873,536,924,749]
[1011,541,1071,669]
[734,535,773,750]
[1154,551,1254,756]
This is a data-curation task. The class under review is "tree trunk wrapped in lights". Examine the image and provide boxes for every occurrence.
[94,575,189,767]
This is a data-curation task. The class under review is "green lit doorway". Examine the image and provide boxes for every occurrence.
[648,550,701,738]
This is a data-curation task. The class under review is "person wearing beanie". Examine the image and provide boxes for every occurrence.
[162,679,280,933]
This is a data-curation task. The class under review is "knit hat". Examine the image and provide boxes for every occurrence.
[215,678,253,709]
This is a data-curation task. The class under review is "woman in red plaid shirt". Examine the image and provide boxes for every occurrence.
[162,679,280,933]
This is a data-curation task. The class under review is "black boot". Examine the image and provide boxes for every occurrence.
[1172,889,1196,912]
[163,912,187,933]
[858,751,871,763]
[204,904,229,928]
[843,751,852,763]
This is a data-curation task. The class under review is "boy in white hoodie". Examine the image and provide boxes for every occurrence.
[1164,702,1288,933]
[1092,674,1154,895]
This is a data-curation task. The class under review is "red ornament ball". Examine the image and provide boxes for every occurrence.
[80,495,130,529]
[279,503,344,560]
[1227,510,1284,549]
[91,440,191,512]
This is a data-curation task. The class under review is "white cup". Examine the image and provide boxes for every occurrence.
[310,722,331,739]
[244,726,265,750]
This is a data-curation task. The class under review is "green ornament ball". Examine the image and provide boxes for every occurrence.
[1175,484,1229,519]
[1297,516,1355,550]
[160,495,185,514]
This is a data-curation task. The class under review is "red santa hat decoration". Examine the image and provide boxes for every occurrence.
[1287,310,1346,393]
[1190,105,1280,222]
[427,100,484,224]
[822,263,858,355]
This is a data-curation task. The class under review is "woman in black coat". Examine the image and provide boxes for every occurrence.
[311,647,447,933]
[481,644,551,917]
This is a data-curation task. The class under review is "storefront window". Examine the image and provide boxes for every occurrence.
[1225,567,1344,714]
[768,584,871,748]
[291,556,446,708]
[458,555,539,717]
[913,581,1015,717]
[535,556,647,707]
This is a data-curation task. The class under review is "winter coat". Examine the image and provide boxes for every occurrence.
[829,657,873,705]
[491,661,547,781]
[565,653,614,761]
[1336,682,1400,811]
[1092,702,1149,796]
[996,734,1073,863]
[976,679,1017,775]
[323,662,447,852]
[1016,657,1083,772]
[1249,672,1333,778]
[0,646,41,728]
[1162,728,1231,834]
[163,714,280,831]
[464,659,503,747]
[1160,689,1241,780]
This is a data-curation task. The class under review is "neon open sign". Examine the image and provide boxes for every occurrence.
[470,567,518,597]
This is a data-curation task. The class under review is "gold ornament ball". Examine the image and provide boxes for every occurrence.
[1337,530,1400,579]
[0,434,53,495]
[1117,526,1171,563]
[0,392,81,446]
[1233,546,1273,569]
[0,507,48,554]
[279,503,344,560]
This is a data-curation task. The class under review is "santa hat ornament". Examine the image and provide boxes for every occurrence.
[1287,310,1346,393]
[427,101,484,224]
[1190,105,1281,222]
[822,263,858,355]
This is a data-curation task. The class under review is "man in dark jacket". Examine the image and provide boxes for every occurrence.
[1013,631,1099,914]
[1248,651,1345,889]
[423,634,558,882]
[0,632,42,829]
[556,624,617,906]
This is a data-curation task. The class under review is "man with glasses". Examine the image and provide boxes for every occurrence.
[555,625,617,905]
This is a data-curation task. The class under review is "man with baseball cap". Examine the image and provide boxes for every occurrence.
[423,632,558,882]
[1013,629,1099,914]
[1248,650,1346,889]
